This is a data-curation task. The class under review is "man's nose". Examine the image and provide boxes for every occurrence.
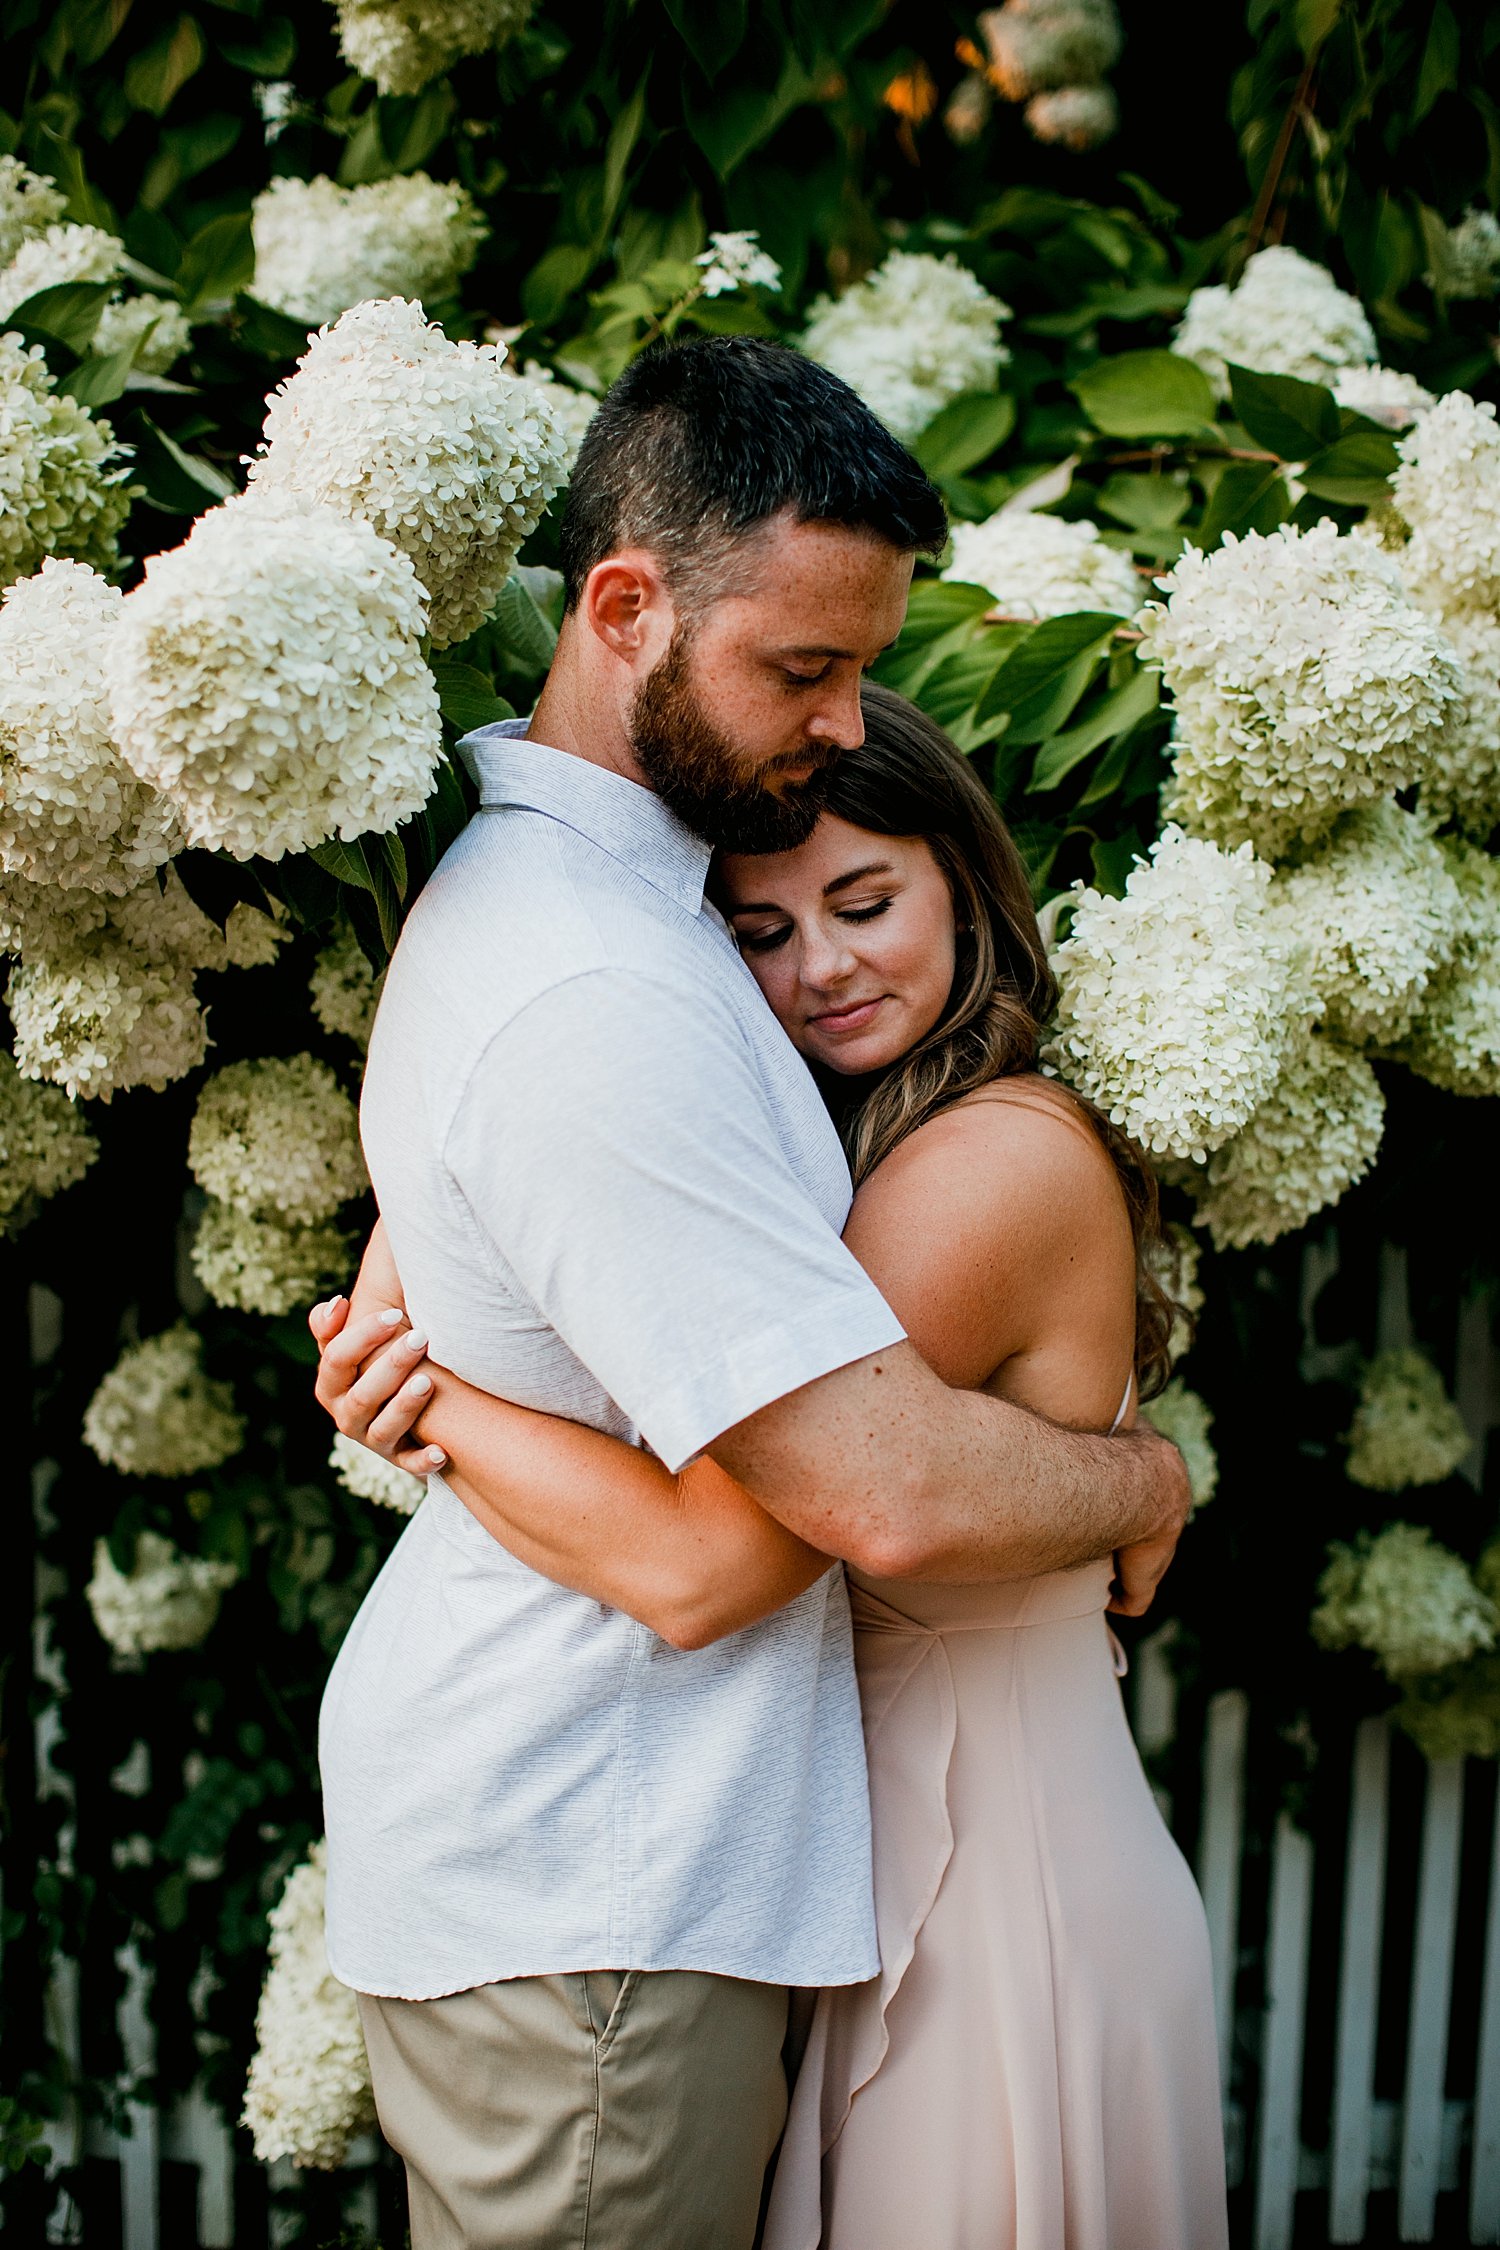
[806,676,865,749]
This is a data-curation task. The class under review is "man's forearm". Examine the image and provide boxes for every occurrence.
[711,1341,1189,1583]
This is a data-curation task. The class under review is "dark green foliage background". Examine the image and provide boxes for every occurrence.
[1,0,1498,2235]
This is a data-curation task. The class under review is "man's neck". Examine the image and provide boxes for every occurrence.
[528,627,652,791]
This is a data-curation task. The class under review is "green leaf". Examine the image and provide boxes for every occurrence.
[377,84,456,176]
[1067,350,1218,440]
[309,836,405,951]
[1225,363,1340,460]
[913,637,1020,747]
[59,339,142,407]
[1293,0,1340,56]
[1029,660,1160,792]
[126,412,235,511]
[683,46,815,176]
[235,295,312,359]
[7,281,109,350]
[661,0,750,77]
[977,613,1120,744]
[175,211,254,312]
[523,243,594,327]
[1194,461,1291,548]
[491,574,559,674]
[1415,0,1460,120]
[219,14,297,73]
[1096,472,1191,532]
[914,392,1016,479]
[429,659,514,735]
[1298,428,1401,504]
[123,13,205,115]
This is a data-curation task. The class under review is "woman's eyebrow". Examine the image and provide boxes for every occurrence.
[823,861,895,897]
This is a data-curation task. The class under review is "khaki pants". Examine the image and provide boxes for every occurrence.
[358,1970,790,2250]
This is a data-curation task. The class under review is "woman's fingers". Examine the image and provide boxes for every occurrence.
[313,1305,410,1414]
[365,1371,435,1453]
[323,1330,433,1438]
[308,1294,350,1344]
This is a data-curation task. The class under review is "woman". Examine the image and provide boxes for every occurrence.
[317,681,1228,2249]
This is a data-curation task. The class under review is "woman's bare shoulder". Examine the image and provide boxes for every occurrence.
[858,1074,1124,1226]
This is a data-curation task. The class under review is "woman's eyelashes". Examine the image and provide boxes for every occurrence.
[734,898,895,953]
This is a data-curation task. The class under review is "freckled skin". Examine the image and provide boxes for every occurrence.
[719,815,958,1078]
[530,511,916,794]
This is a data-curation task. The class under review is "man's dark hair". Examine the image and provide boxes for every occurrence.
[558,335,948,609]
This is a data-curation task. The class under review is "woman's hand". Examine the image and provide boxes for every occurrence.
[309,1296,448,1479]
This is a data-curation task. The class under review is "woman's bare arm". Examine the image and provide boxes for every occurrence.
[322,1098,1151,1643]
[322,1227,832,1650]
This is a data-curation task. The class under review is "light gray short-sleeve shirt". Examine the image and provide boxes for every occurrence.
[319,726,904,2000]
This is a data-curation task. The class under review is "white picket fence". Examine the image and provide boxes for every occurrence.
[22,1672,1500,2249]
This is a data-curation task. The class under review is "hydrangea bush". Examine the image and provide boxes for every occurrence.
[2,0,1498,2221]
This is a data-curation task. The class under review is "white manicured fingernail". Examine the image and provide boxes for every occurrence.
[410,1373,432,1396]
[379,1307,404,1326]
[404,1329,427,1353]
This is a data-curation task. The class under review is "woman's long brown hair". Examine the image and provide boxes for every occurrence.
[819,679,1183,1401]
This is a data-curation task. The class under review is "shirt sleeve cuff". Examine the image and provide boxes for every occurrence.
[641,1300,909,1474]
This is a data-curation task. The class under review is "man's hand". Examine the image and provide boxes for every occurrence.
[309,1298,447,1477]
[1106,1429,1191,1618]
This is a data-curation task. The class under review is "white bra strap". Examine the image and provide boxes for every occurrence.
[1109,1370,1134,1434]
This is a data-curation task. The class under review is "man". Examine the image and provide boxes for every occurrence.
[315,336,1189,2250]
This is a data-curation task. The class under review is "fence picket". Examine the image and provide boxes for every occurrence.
[1199,1689,1249,2107]
[1400,1758,1466,2241]
[1330,1719,1391,2241]
[1254,1815,1315,2250]
[1470,1780,1500,2242]
[117,1941,159,2250]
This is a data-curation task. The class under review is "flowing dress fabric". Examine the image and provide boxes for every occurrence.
[761,1542,1229,2250]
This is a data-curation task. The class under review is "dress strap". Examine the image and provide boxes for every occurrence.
[1109,1370,1134,1434]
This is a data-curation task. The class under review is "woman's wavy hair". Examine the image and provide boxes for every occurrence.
[821,679,1183,1400]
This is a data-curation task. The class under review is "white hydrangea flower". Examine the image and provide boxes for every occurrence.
[223,902,288,970]
[86,1530,237,1658]
[1345,1348,1471,1491]
[1140,1379,1217,1507]
[1393,836,1500,1097]
[1389,392,1500,612]
[193,1201,352,1318]
[978,0,1122,98]
[332,0,533,96]
[189,1054,366,1226]
[0,1051,96,1236]
[1313,1523,1494,1681]
[0,221,122,323]
[1428,207,1500,299]
[1171,245,1376,396]
[330,1430,423,1515]
[1143,522,1463,860]
[505,361,596,474]
[6,869,222,1101]
[248,299,567,649]
[243,1841,375,2168]
[93,292,193,375]
[1330,364,1435,429]
[1415,605,1500,837]
[695,231,782,298]
[0,560,179,894]
[309,924,382,1048]
[0,332,133,590]
[1024,84,1118,148]
[1145,1220,1202,1368]
[1046,826,1303,1163]
[250,173,486,328]
[1270,801,1465,1046]
[0,156,68,269]
[1179,1027,1384,1250]
[83,1322,245,1477]
[800,251,1012,442]
[108,493,442,861]
[944,509,1140,617]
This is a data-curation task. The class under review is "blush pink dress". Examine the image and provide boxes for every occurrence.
[762,1392,1229,2250]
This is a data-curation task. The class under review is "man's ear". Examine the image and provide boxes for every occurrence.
[582,551,675,665]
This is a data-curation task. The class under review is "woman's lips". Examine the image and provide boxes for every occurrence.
[807,996,886,1034]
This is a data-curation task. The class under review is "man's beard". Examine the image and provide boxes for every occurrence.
[628,629,836,853]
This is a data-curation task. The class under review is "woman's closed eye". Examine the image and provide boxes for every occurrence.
[734,898,894,953]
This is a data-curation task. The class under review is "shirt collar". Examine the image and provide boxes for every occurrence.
[457,719,713,916]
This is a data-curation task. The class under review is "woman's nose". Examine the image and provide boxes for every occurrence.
[800,922,856,988]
